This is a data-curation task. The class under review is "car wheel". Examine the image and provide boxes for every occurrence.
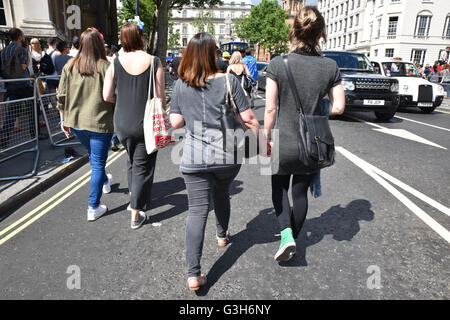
[419,107,436,114]
[375,109,397,121]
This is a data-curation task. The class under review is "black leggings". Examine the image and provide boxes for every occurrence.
[271,174,315,239]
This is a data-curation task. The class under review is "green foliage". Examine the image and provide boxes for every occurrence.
[235,0,290,54]
[118,0,156,40]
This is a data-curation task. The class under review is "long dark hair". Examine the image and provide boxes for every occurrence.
[178,32,219,88]
[67,29,106,75]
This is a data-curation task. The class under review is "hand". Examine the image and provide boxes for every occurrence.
[259,140,273,157]
[61,123,71,138]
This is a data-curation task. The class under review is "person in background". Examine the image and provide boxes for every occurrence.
[423,64,431,78]
[439,46,449,65]
[57,28,114,222]
[222,50,230,62]
[170,32,261,291]
[30,38,44,75]
[242,48,258,83]
[169,49,183,87]
[54,41,72,75]
[427,63,441,83]
[440,64,450,98]
[264,6,345,262]
[227,51,252,99]
[216,48,228,73]
[69,36,80,57]
[105,44,114,63]
[103,21,166,230]
[46,38,57,55]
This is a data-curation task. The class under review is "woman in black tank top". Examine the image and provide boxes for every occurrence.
[103,22,166,230]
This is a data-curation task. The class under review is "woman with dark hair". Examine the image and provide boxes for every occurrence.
[264,6,345,261]
[57,28,114,221]
[103,21,166,230]
[169,32,261,291]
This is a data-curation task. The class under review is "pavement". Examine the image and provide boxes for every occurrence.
[0,91,449,300]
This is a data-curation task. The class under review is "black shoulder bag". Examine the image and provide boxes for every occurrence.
[282,55,335,171]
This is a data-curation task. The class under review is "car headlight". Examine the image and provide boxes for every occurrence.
[342,80,355,91]
[403,85,409,92]
[437,85,444,94]
[390,82,399,93]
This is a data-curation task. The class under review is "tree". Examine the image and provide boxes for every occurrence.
[235,0,290,55]
[192,10,216,35]
[118,0,156,44]
[167,24,181,50]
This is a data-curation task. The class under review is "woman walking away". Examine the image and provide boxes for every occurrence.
[103,21,166,230]
[227,51,252,98]
[264,6,345,262]
[170,33,260,291]
[57,28,114,221]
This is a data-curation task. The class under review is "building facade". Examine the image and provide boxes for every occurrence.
[318,0,450,66]
[170,0,253,49]
[0,0,118,48]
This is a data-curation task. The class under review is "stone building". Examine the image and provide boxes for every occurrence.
[0,0,118,48]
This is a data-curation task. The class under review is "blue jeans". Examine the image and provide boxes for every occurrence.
[72,129,113,208]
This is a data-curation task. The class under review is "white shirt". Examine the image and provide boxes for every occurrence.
[69,48,79,57]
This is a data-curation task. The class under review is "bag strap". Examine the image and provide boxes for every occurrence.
[225,74,238,114]
[282,55,304,115]
[148,56,156,100]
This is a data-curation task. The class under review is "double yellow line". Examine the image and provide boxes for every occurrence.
[0,150,126,246]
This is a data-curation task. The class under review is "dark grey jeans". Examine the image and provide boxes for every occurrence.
[183,166,241,277]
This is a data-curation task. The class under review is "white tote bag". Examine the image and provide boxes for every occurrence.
[143,57,174,154]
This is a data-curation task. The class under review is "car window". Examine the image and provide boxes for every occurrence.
[372,62,381,74]
[382,62,421,77]
[324,53,374,72]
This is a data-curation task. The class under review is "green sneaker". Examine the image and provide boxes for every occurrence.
[274,228,296,261]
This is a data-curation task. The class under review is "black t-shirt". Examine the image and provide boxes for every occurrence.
[216,58,228,73]
[171,57,182,79]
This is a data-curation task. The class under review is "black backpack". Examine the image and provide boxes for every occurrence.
[39,50,55,75]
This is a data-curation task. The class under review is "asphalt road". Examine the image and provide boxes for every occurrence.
[0,94,449,300]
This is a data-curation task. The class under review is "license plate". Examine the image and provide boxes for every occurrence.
[364,100,385,106]
[417,102,433,107]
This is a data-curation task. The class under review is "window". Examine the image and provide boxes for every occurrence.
[220,11,224,19]
[410,49,426,65]
[443,15,450,38]
[357,0,361,7]
[385,48,394,57]
[182,38,188,47]
[374,49,378,57]
[354,32,358,43]
[231,11,235,19]
[414,13,432,37]
[0,0,6,26]
[355,14,359,26]
[388,16,398,36]
[340,20,343,31]
[349,16,353,28]
[338,36,341,47]
[341,4,344,14]
[182,10,187,18]
[351,0,354,10]
[377,17,382,38]
[182,25,188,34]
[348,33,352,44]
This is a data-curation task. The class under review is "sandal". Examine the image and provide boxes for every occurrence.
[216,231,230,247]
[187,274,207,291]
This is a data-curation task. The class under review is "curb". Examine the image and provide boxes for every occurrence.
[0,153,89,218]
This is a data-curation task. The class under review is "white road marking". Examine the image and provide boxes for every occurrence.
[346,115,447,150]
[336,146,450,244]
[394,116,450,132]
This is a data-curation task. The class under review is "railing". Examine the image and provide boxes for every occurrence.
[36,75,79,147]
[0,78,40,181]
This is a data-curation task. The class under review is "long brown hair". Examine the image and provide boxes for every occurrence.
[67,29,106,75]
[289,6,326,55]
[178,32,219,88]
[120,22,144,52]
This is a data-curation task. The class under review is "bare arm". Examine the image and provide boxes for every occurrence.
[240,108,260,138]
[328,84,345,115]
[103,64,116,103]
[170,113,185,129]
[264,77,278,140]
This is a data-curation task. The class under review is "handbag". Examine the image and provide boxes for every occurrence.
[220,74,248,155]
[143,57,174,154]
[282,55,335,171]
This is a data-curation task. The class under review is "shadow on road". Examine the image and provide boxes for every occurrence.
[196,199,374,296]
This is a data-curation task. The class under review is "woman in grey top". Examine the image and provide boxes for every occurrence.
[170,32,260,291]
[264,7,345,262]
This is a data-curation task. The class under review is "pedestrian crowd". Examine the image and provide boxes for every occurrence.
[413,48,450,97]
[4,7,347,292]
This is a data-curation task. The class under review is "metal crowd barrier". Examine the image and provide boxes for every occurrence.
[36,75,79,147]
[0,78,39,181]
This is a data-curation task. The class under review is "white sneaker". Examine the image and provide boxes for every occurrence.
[102,174,113,194]
[87,205,108,221]
[131,211,146,230]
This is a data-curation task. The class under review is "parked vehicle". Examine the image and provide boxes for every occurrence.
[371,59,445,114]
[256,62,268,91]
[323,51,400,121]
[220,42,249,55]
[166,52,180,65]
